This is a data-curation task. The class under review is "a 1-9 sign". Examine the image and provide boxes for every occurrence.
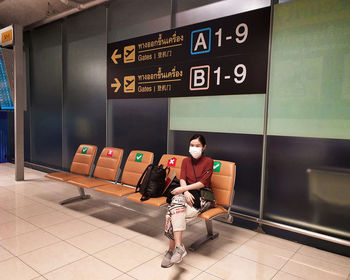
[213,64,247,85]
[214,23,248,47]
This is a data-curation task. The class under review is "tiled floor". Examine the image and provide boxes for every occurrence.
[0,163,349,280]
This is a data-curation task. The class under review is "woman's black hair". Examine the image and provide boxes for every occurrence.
[189,134,206,146]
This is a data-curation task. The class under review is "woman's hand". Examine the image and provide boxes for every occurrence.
[171,187,184,195]
[184,191,194,207]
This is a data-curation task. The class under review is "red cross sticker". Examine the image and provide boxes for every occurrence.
[167,157,177,167]
[107,149,114,157]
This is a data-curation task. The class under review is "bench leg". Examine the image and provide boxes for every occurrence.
[59,187,91,205]
[189,220,219,251]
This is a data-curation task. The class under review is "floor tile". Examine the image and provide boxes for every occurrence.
[44,219,97,239]
[272,271,304,280]
[128,255,201,280]
[0,218,38,240]
[0,187,12,195]
[252,233,302,252]
[80,215,113,228]
[182,243,228,271]
[103,223,152,239]
[19,241,87,274]
[58,207,87,218]
[0,257,39,280]
[66,228,125,254]
[0,229,60,256]
[0,246,13,262]
[94,240,159,272]
[0,209,17,224]
[207,253,277,280]
[282,253,350,280]
[113,274,136,280]
[0,195,36,211]
[25,211,73,228]
[8,203,56,219]
[130,232,169,253]
[298,245,350,268]
[212,221,257,241]
[201,235,244,253]
[44,256,123,280]
[192,272,223,280]
[233,239,294,269]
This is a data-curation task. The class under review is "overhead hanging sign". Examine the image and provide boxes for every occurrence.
[107,7,270,99]
[0,26,14,47]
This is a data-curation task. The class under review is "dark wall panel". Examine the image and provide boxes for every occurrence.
[63,5,107,169]
[29,22,62,168]
[107,0,171,168]
[109,98,168,168]
[172,130,263,216]
[265,136,350,239]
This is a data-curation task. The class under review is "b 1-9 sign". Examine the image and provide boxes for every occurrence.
[107,7,270,99]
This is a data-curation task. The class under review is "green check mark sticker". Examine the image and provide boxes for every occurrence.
[82,147,88,154]
[135,153,143,162]
[213,161,221,172]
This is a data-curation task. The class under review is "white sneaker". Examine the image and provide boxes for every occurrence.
[170,245,187,264]
[161,250,173,268]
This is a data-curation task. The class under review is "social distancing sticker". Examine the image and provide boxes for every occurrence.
[213,161,221,172]
[167,157,177,167]
[135,153,143,162]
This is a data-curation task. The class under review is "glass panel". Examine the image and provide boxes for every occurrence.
[170,95,265,134]
[265,0,350,240]
[268,0,350,140]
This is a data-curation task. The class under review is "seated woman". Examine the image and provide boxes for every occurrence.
[162,134,213,268]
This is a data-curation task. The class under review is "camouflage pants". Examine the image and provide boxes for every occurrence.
[164,194,199,240]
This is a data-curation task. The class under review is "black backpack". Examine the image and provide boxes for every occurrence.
[136,164,170,201]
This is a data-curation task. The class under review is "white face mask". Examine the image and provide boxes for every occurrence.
[189,146,202,159]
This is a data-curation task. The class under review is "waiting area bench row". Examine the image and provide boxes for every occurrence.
[45,144,236,250]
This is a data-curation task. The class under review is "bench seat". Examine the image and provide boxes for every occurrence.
[45,144,98,183]
[67,176,108,189]
[94,183,135,197]
[93,150,154,199]
[126,193,167,207]
[45,172,80,182]
[198,206,227,220]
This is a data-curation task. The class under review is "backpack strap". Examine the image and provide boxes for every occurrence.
[135,164,153,193]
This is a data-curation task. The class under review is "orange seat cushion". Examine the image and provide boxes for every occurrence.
[45,172,80,182]
[67,176,107,189]
[198,206,227,220]
[127,193,167,207]
[94,183,135,197]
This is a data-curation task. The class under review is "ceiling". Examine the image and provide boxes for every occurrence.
[0,0,98,28]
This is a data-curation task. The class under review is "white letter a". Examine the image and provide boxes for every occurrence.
[194,33,207,51]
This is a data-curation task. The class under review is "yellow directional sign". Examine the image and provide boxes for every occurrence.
[0,25,13,47]
[111,78,121,92]
[124,76,135,92]
[124,45,135,63]
[111,49,122,64]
